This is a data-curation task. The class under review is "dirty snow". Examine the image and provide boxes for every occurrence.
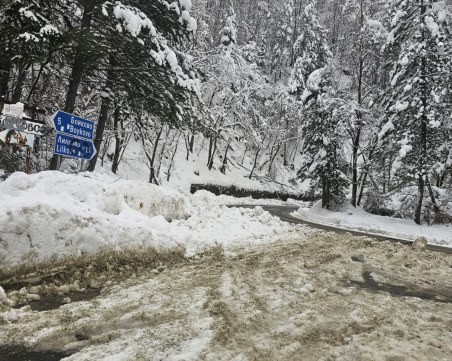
[0,230,451,360]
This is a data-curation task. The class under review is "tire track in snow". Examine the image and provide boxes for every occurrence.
[1,230,451,360]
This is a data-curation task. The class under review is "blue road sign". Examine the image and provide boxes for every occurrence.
[54,133,97,160]
[51,110,94,140]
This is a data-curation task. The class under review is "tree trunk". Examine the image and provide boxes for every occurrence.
[207,135,217,170]
[351,127,361,206]
[89,55,117,172]
[11,61,27,103]
[149,127,163,184]
[248,148,261,179]
[414,0,428,225]
[26,51,53,102]
[220,141,231,174]
[414,174,425,225]
[49,3,94,171]
[351,0,365,208]
[111,106,122,174]
[64,3,94,114]
[322,176,330,209]
[425,176,440,221]
[189,133,194,153]
[167,137,179,182]
[0,41,12,102]
[268,142,281,175]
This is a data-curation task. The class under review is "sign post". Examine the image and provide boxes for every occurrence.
[0,115,46,136]
[0,103,46,174]
[51,111,96,170]
[51,111,95,140]
[53,133,96,160]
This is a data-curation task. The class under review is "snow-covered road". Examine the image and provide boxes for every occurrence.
[238,204,452,254]
[1,229,451,360]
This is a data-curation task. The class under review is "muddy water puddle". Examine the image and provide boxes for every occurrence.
[349,270,452,304]
[0,346,70,361]
[29,288,102,312]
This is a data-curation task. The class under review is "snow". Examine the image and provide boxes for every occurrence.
[40,24,59,36]
[394,100,409,112]
[113,4,155,38]
[0,171,293,267]
[179,0,192,11]
[391,9,406,27]
[1,226,451,360]
[399,55,409,66]
[378,120,394,140]
[0,286,7,304]
[424,16,440,37]
[296,201,452,247]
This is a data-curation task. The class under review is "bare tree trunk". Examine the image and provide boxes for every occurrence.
[0,53,11,102]
[12,61,27,103]
[49,2,94,170]
[322,176,330,209]
[268,142,281,175]
[167,136,180,182]
[89,55,117,172]
[414,0,428,225]
[189,133,195,153]
[26,51,53,102]
[149,127,163,184]
[111,106,122,174]
[185,133,195,160]
[248,147,261,179]
[351,0,365,208]
[414,174,425,225]
[220,140,231,174]
[207,135,217,170]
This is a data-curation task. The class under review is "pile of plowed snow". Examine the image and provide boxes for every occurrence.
[0,172,293,266]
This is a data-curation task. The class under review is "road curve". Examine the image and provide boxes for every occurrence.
[228,204,452,255]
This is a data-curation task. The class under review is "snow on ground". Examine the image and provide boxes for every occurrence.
[106,137,303,196]
[296,201,452,248]
[0,230,451,360]
[0,171,294,267]
[190,189,308,207]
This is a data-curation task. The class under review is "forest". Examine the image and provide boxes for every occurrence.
[0,0,451,225]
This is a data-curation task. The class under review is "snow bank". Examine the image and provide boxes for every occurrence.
[0,172,292,267]
[0,172,190,266]
[296,201,452,247]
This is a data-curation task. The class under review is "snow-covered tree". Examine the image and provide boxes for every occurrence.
[298,65,349,209]
[0,0,62,103]
[381,0,452,224]
[38,0,201,171]
[219,2,237,48]
[288,0,331,97]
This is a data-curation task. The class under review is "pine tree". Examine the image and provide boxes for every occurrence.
[288,0,331,98]
[381,0,452,224]
[0,0,61,103]
[298,65,349,209]
[219,2,237,48]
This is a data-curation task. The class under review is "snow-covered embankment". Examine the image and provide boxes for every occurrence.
[0,172,292,267]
